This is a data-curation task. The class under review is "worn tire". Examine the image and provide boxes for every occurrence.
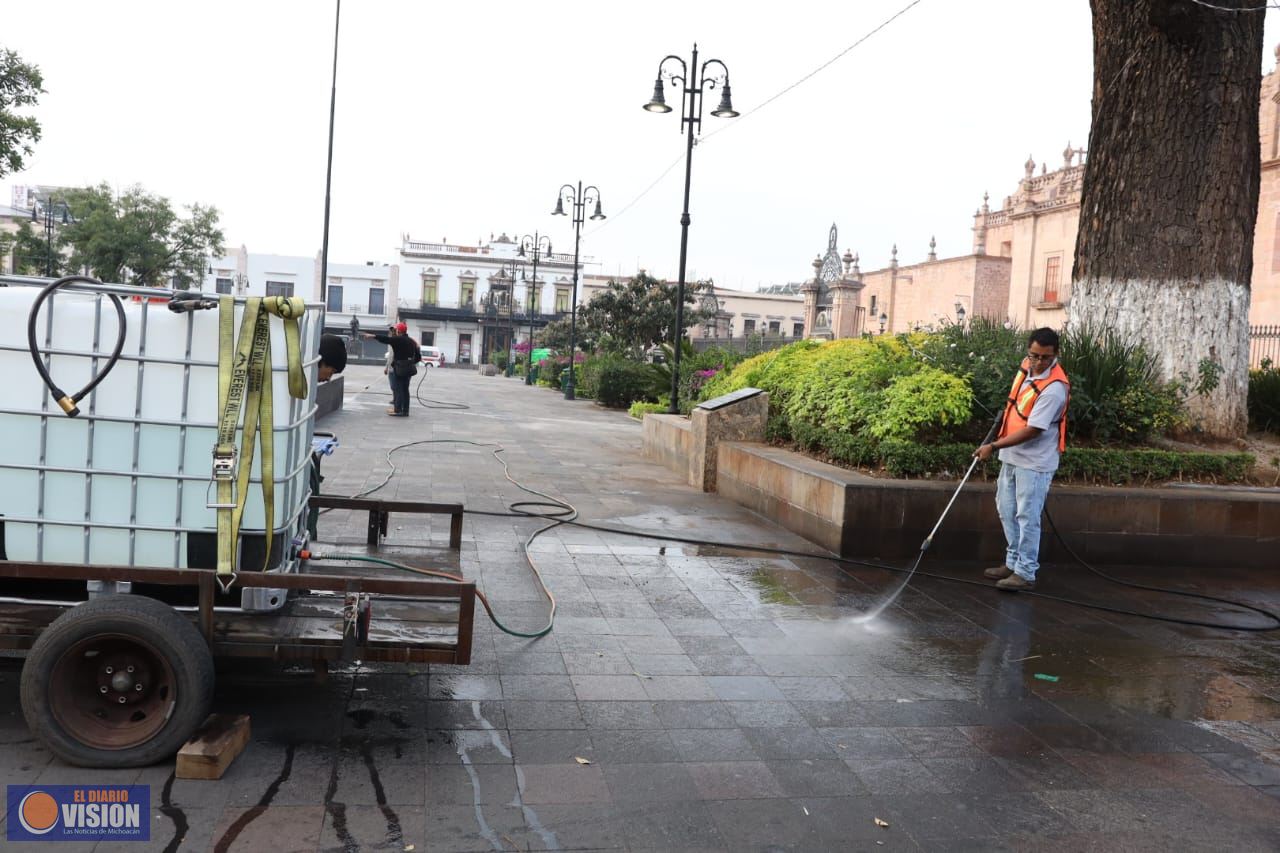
[20,595,214,768]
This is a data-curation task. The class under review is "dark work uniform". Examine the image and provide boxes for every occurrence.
[375,334,420,415]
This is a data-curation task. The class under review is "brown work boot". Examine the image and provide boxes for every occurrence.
[983,565,1013,580]
[996,574,1035,591]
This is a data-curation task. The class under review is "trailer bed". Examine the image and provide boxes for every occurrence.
[0,560,475,666]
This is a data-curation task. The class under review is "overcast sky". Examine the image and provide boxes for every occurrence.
[6,1,1280,290]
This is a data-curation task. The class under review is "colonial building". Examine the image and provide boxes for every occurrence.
[691,283,806,340]
[1249,44,1280,326]
[397,233,589,365]
[799,224,1011,337]
[576,274,807,344]
[804,46,1280,340]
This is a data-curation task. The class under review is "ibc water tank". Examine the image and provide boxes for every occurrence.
[0,277,322,606]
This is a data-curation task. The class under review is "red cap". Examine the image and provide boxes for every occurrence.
[394,322,408,333]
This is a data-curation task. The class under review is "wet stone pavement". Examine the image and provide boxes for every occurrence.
[2,364,1279,852]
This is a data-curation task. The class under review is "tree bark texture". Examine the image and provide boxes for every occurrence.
[1072,0,1264,437]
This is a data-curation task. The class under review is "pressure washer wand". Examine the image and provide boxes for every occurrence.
[920,456,981,553]
[918,404,1005,553]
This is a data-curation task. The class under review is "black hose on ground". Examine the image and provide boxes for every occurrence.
[324,365,1280,634]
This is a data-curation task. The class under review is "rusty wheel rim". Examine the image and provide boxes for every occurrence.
[48,633,176,751]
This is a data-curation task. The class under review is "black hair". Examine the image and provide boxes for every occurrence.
[1027,327,1060,351]
[318,334,348,373]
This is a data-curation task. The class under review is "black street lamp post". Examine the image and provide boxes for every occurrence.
[31,199,73,277]
[497,258,522,376]
[517,234,552,385]
[644,43,738,413]
[552,182,605,400]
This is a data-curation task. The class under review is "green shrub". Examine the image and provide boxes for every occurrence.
[921,317,1025,436]
[1058,321,1185,444]
[704,337,967,445]
[697,339,822,406]
[866,368,972,441]
[1057,448,1253,485]
[1249,359,1280,433]
[678,345,745,413]
[628,401,667,419]
[490,349,508,369]
[879,440,976,479]
[783,420,1252,484]
[587,356,654,408]
[536,356,567,388]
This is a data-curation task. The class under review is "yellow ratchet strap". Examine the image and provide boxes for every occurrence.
[212,295,308,591]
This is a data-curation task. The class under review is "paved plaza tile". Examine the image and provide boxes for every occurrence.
[2,365,1278,851]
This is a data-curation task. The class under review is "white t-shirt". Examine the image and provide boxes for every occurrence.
[998,361,1068,473]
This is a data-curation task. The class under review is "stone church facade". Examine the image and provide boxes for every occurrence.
[804,47,1280,338]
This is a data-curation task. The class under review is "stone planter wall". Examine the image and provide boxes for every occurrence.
[641,392,769,492]
[642,414,695,484]
[716,441,1278,569]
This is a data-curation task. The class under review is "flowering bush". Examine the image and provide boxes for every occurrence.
[689,367,721,397]
[513,341,532,355]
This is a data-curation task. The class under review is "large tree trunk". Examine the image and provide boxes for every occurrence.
[1072,0,1264,438]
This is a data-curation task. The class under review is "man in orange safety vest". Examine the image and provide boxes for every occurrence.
[974,327,1069,591]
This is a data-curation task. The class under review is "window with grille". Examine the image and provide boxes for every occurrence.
[793,322,804,337]
[743,319,756,335]
[326,285,343,312]
[460,281,474,309]
[266,281,294,298]
[422,281,438,306]
[216,278,233,295]
[369,287,384,315]
[1042,257,1061,303]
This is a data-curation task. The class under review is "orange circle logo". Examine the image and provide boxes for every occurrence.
[18,790,59,834]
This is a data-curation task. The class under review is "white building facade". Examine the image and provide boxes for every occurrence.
[204,246,399,359]
[396,233,589,366]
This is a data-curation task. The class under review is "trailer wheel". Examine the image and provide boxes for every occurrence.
[20,595,214,768]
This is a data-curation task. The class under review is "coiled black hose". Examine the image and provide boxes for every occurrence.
[26,275,127,417]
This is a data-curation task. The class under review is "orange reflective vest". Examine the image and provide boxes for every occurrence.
[997,359,1070,452]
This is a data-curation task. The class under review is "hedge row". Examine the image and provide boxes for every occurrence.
[783,418,1254,485]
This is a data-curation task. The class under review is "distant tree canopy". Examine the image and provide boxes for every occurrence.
[8,219,65,276]
[59,183,224,288]
[537,315,600,354]
[577,272,717,359]
[0,47,43,179]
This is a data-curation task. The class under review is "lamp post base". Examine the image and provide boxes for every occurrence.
[564,383,576,401]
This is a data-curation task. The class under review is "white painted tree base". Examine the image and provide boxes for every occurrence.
[1068,278,1250,438]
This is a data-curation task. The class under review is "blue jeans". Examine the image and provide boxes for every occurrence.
[995,461,1055,581]
[390,372,411,414]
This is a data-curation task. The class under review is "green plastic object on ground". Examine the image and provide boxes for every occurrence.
[1033,673,1060,682]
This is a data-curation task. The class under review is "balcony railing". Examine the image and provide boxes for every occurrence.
[396,297,566,322]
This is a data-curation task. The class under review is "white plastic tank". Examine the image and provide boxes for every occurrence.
[0,278,322,581]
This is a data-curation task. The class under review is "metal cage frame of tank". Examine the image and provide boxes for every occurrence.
[0,276,323,609]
